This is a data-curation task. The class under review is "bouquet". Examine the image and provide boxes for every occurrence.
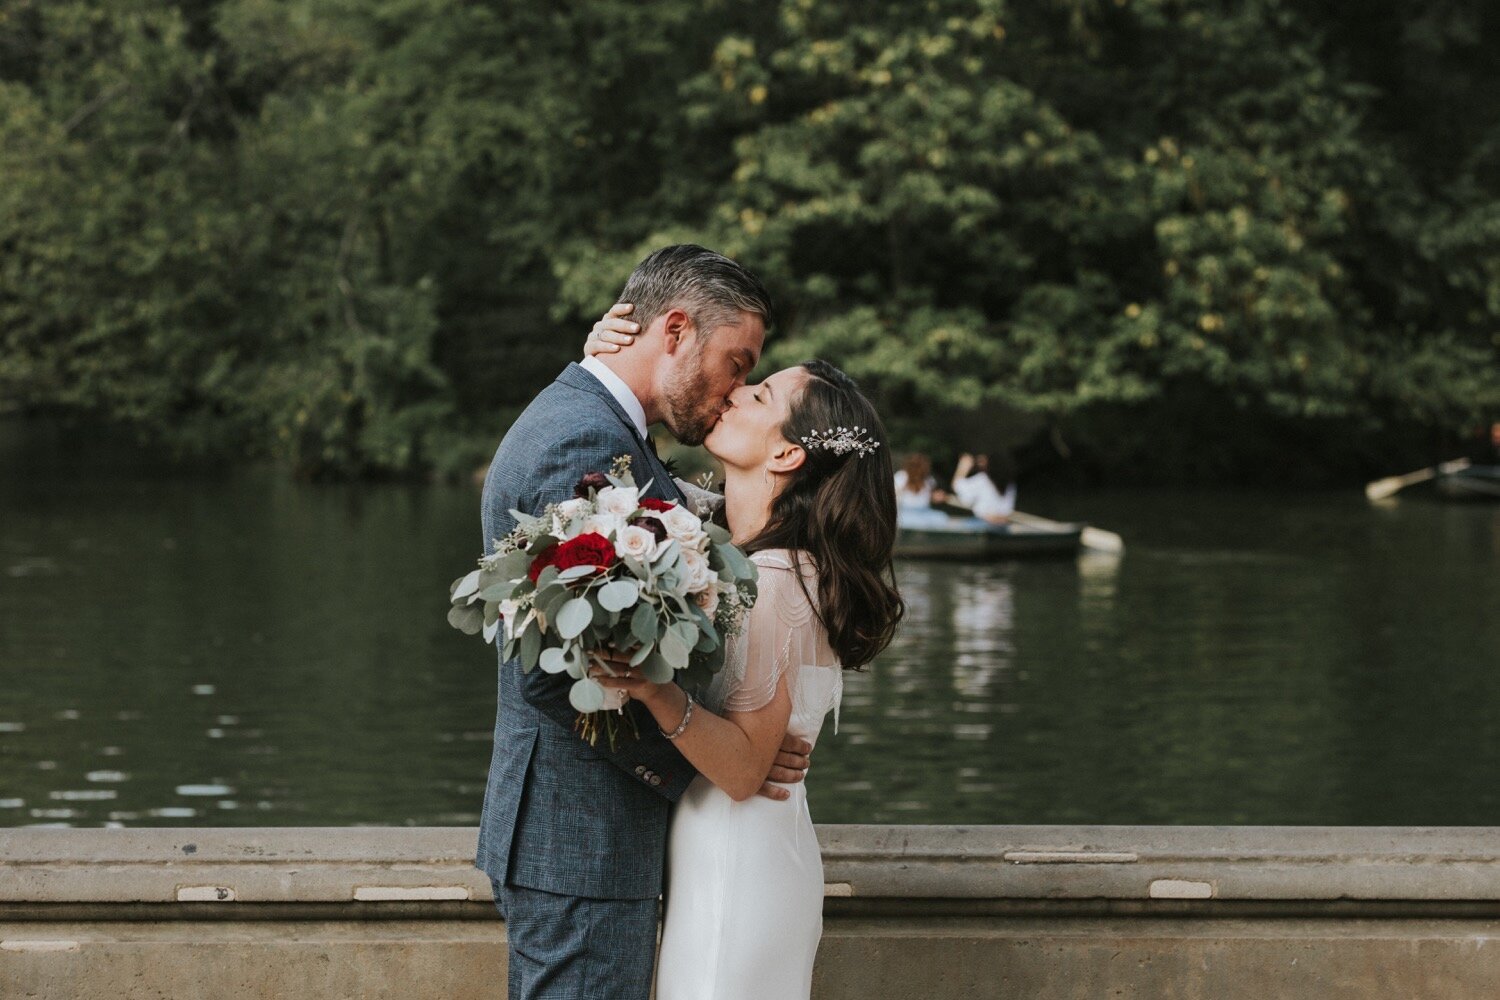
[447,456,757,743]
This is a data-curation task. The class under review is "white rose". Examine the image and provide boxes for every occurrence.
[581,513,622,539]
[498,599,520,639]
[595,485,640,518]
[614,525,656,561]
[692,584,720,618]
[659,504,701,540]
[681,547,715,592]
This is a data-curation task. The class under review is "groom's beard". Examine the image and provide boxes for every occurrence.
[660,358,722,446]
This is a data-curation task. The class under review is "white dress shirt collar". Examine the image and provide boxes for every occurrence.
[579,356,649,440]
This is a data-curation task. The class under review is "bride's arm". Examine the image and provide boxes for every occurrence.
[625,676,793,803]
[594,559,805,801]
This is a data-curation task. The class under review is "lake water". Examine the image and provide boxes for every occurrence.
[2,424,1497,828]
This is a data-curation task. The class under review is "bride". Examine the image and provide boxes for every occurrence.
[586,312,905,999]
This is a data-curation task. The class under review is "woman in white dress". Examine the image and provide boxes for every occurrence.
[588,336,904,999]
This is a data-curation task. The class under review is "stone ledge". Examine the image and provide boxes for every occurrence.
[4,825,1500,909]
[8,828,1500,999]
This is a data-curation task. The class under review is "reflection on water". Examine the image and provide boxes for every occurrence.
[2,424,1498,827]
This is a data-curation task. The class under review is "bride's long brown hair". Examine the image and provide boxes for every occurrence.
[742,360,904,670]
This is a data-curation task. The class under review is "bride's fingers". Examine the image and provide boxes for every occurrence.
[585,320,638,355]
[585,304,640,353]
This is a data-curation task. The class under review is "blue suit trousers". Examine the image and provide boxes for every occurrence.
[494,879,658,1000]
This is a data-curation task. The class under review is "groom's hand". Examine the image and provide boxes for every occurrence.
[755,735,813,801]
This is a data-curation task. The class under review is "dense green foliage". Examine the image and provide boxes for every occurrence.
[2,0,1497,481]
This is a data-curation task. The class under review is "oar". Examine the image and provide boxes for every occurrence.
[1364,458,1471,501]
[1010,510,1125,555]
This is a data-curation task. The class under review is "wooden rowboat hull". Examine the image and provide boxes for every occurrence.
[896,519,1084,560]
[1435,465,1500,501]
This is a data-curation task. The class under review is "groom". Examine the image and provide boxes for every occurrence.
[477,245,813,1000]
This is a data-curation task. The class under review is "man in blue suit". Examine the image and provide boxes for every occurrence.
[477,245,811,1000]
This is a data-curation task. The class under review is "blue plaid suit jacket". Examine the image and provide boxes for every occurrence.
[475,363,696,899]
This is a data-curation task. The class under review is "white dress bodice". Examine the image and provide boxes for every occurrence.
[701,548,843,746]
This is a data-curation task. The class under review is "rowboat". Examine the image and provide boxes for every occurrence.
[1435,464,1500,501]
[895,512,1084,560]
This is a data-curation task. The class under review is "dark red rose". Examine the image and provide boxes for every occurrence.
[629,515,668,544]
[552,532,616,574]
[527,541,559,584]
[574,472,610,499]
[638,497,676,513]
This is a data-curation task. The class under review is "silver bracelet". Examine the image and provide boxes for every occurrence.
[661,690,694,740]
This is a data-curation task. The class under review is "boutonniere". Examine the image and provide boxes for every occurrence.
[661,456,681,479]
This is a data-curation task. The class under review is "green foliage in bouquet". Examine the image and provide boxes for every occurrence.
[447,459,758,741]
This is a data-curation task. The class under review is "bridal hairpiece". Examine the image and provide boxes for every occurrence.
[800,425,880,459]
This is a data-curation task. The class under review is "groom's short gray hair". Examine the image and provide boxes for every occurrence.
[619,244,775,342]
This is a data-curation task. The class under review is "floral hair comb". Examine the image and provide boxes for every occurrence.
[800,425,881,459]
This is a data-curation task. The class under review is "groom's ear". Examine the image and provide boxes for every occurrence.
[660,308,694,355]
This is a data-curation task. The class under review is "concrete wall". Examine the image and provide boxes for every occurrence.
[5,825,1500,998]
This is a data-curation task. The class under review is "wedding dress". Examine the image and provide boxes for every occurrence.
[654,549,844,1000]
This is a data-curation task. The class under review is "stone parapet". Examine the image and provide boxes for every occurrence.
[5,825,1500,998]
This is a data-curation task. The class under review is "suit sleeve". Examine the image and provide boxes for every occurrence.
[486,426,697,802]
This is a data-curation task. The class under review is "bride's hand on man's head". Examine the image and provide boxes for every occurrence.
[584,302,641,357]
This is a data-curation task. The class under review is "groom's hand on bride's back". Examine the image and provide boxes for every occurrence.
[757,735,812,801]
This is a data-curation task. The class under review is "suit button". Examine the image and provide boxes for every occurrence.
[649,775,662,787]
[634,765,646,776]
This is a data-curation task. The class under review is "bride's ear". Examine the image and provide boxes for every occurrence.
[767,441,806,475]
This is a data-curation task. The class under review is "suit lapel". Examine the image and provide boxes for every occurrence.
[558,363,686,504]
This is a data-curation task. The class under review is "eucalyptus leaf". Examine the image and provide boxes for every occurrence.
[641,651,675,684]
[561,644,587,677]
[629,641,655,666]
[498,548,534,580]
[569,678,606,713]
[538,646,568,674]
[475,567,507,594]
[719,543,752,580]
[482,617,500,644]
[557,564,598,582]
[630,602,657,645]
[659,630,690,670]
[479,581,516,602]
[598,580,640,612]
[668,621,699,659]
[447,604,484,635]
[537,583,571,620]
[520,619,542,667]
[704,522,730,545]
[556,598,594,640]
[451,570,481,601]
[535,565,560,591]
